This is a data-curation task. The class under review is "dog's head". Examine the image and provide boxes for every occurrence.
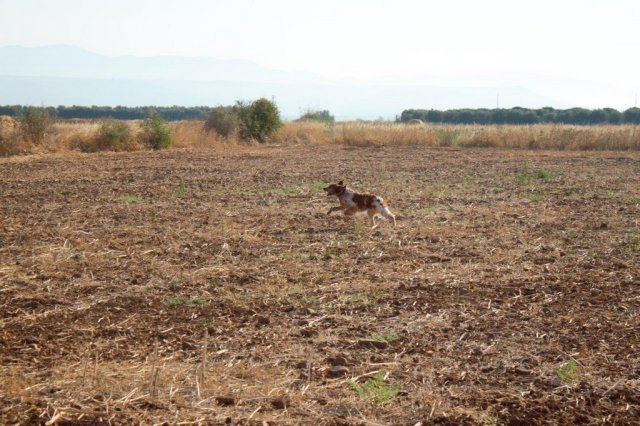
[323,181,346,196]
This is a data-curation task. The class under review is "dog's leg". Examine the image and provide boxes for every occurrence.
[384,210,397,227]
[368,210,378,228]
[327,206,342,215]
[374,200,397,227]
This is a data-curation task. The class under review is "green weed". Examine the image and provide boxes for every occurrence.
[302,295,319,306]
[368,330,400,343]
[176,177,187,196]
[459,176,475,189]
[150,208,158,223]
[119,194,143,204]
[526,192,545,202]
[427,183,450,200]
[311,180,328,190]
[281,185,301,195]
[555,358,578,382]
[164,296,208,307]
[516,165,563,186]
[622,233,640,253]
[349,371,399,404]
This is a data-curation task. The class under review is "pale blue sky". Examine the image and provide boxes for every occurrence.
[1,0,638,92]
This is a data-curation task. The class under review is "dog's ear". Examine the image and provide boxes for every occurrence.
[338,180,344,186]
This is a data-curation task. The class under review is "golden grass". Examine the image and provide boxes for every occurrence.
[2,117,639,157]
[275,121,640,150]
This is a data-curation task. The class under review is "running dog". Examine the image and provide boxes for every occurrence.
[324,181,396,227]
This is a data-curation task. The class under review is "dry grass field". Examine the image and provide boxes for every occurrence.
[2,118,640,155]
[1,143,639,424]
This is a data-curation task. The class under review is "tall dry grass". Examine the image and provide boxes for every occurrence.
[2,117,639,157]
[275,121,640,150]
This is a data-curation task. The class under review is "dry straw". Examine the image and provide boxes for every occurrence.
[2,116,640,155]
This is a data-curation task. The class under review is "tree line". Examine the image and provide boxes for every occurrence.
[0,105,211,121]
[399,107,640,125]
[3,104,640,125]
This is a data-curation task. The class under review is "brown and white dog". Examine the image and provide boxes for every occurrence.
[324,181,396,227]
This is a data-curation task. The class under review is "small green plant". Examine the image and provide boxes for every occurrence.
[460,176,475,189]
[516,165,562,186]
[622,232,640,253]
[167,277,181,291]
[427,183,450,200]
[516,165,534,186]
[353,220,364,236]
[164,296,208,307]
[119,194,143,204]
[302,295,319,306]
[347,290,388,306]
[281,185,300,195]
[311,180,328,191]
[526,192,545,202]
[150,208,158,223]
[141,109,172,150]
[369,330,400,343]
[349,371,399,404]
[176,177,187,196]
[555,358,578,382]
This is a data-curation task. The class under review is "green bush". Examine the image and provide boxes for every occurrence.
[234,98,282,142]
[96,120,133,151]
[203,106,240,138]
[298,109,335,123]
[141,109,172,150]
[18,106,51,145]
[203,98,282,142]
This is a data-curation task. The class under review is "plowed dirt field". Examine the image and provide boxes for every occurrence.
[1,145,639,425]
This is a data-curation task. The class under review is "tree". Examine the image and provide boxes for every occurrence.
[234,98,282,142]
[203,106,240,138]
[623,107,640,124]
[298,109,335,123]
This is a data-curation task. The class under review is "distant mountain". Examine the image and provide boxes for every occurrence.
[5,45,628,119]
[0,45,321,84]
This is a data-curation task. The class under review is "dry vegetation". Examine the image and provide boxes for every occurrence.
[1,143,638,424]
[1,117,640,156]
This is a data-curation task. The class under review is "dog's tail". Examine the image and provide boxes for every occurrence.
[373,197,397,226]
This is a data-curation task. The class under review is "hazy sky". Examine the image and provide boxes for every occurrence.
[1,0,639,88]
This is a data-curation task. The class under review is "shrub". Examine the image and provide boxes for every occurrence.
[96,120,134,151]
[203,99,282,143]
[234,98,282,142]
[140,109,172,149]
[18,106,51,145]
[298,109,335,124]
[203,106,240,138]
[0,116,24,156]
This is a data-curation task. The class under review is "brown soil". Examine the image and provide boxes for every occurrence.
[1,145,639,425]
